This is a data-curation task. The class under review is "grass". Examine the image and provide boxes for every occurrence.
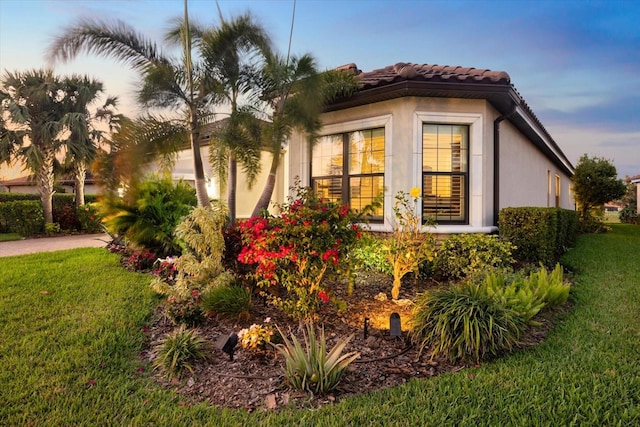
[0,232,22,241]
[1,225,639,426]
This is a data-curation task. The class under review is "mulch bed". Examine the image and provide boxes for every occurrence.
[142,272,564,411]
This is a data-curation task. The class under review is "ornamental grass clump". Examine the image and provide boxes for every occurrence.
[410,281,526,363]
[238,184,363,320]
[200,283,252,319]
[153,325,211,379]
[275,322,359,395]
[382,189,436,299]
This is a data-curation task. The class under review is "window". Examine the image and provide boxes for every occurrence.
[311,128,385,219]
[422,124,469,224]
[555,174,561,207]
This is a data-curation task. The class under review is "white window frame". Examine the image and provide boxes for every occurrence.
[414,112,493,234]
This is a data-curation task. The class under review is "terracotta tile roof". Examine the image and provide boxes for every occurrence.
[630,174,640,182]
[339,62,511,89]
[329,62,574,176]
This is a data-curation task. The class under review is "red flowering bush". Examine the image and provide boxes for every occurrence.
[238,185,363,319]
[121,249,157,271]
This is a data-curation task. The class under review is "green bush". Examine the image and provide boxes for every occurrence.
[101,177,197,255]
[275,322,359,395]
[476,264,569,324]
[619,207,640,224]
[410,281,526,363]
[153,325,211,379]
[499,207,578,265]
[200,284,252,318]
[433,233,515,281]
[0,200,44,235]
[351,233,393,275]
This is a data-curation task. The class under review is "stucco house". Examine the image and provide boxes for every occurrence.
[631,175,640,213]
[287,62,575,234]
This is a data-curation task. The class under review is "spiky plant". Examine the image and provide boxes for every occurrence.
[153,325,210,379]
[274,322,359,395]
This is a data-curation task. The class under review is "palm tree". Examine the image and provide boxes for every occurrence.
[61,77,121,207]
[251,54,360,217]
[48,1,213,207]
[0,69,103,224]
[200,11,272,223]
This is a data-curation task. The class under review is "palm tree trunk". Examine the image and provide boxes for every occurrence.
[228,156,237,223]
[74,161,86,208]
[251,154,279,217]
[189,112,211,208]
[38,148,56,224]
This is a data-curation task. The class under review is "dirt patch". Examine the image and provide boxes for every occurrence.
[142,272,564,411]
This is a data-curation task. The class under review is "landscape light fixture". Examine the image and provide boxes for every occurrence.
[215,331,238,361]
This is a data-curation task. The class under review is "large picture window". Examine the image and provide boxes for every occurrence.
[311,127,385,220]
[422,124,469,224]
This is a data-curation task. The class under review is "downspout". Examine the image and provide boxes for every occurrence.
[493,105,517,227]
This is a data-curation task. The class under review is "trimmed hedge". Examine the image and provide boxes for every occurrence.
[498,207,579,265]
[0,200,45,235]
[0,192,100,235]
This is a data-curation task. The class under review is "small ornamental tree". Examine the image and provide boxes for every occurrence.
[238,185,363,320]
[383,188,436,299]
[572,155,625,221]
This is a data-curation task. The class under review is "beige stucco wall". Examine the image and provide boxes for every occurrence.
[498,119,574,210]
[289,96,574,233]
[169,145,284,218]
[289,96,497,233]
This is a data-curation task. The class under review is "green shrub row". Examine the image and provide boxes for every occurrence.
[0,193,100,235]
[498,207,578,265]
[0,200,45,235]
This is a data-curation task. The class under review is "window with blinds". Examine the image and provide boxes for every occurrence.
[422,124,469,224]
[311,127,384,220]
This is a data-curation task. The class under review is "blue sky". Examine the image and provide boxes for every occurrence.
[1,0,639,178]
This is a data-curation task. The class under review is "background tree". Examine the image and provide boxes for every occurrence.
[0,69,103,224]
[251,54,360,216]
[618,176,639,224]
[201,11,271,223]
[48,2,214,207]
[572,154,626,220]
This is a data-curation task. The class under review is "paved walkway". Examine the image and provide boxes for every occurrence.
[0,233,110,257]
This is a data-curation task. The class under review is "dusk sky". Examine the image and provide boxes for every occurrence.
[1,0,639,178]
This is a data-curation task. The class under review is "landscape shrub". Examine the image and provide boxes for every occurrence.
[101,176,197,256]
[0,200,44,235]
[499,207,578,265]
[76,203,104,233]
[619,207,640,224]
[382,188,436,299]
[200,284,252,319]
[121,249,157,271]
[275,322,359,395]
[52,195,77,230]
[351,233,393,275]
[410,281,526,363]
[238,185,363,320]
[153,325,210,379]
[151,204,233,326]
[433,233,515,281]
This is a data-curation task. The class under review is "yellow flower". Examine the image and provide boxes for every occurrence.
[409,187,421,198]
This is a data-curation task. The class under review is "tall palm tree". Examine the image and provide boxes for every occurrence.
[48,1,214,207]
[0,69,103,224]
[251,54,360,216]
[61,77,121,207]
[200,11,272,223]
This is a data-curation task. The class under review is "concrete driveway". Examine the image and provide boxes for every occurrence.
[0,233,110,257]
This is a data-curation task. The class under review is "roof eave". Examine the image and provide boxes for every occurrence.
[324,80,574,176]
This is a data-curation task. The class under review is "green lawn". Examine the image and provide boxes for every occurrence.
[1,225,639,426]
[0,232,22,242]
